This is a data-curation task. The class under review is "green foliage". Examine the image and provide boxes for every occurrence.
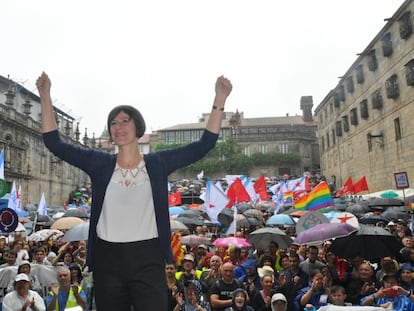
[155,138,301,176]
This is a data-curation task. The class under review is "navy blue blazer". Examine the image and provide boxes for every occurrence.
[43,129,218,270]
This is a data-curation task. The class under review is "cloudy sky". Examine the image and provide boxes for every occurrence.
[2,0,405,136]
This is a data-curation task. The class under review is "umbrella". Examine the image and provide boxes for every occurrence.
[237,203,254,213]
[266,214,296,226]
[169,206,185,216]
[218,208,234,226]
[380,190,399,198]
[28,229,64,242]
[381,206,411,221]
[51,217,84,230]
[358,214,388,225]
[175,216,205,226]
[63,208,89,219]
[179,209,202,219]
[367,197,404,207]
[242,208,263,220]
[329,224,404,261]
[293,223,358,245]
[213,237,251,248]
[179,234,211,245]
[170,219,189,232]
[247,227,293,249]
[62,222,89,242]
[345,204,369,215]
[31,214,55,228]
[235,214,262,228]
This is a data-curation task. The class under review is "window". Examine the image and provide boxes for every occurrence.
[332,129,336,144]
[394,117,402,140]
[381,32,393,57]
[259,144,268,154]
[405,59,414,86]
[385,74,400,99]
[335,121,343,137]
[243,145,250,156]
[333,93,340,108]
[356,64,364,84]
[399,11,412,39]
[342,116,349,132]
[337,85,345,102]
[350,108,358,125]
[360,100,369,119]
[326,133,330,148]
[346,76,354,94]
[371,89,383,110]
[368,50,378,72]
[321,136,325,151]
[279,144,288,154]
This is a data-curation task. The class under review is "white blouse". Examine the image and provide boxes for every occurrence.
[97,160,159,242]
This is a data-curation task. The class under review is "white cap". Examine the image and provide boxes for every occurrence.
[15,273,30,282]
[271,293,287,303]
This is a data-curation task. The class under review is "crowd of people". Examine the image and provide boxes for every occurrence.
[0,204,413,310]
[166,218,414,311]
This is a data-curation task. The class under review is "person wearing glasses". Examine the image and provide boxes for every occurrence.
[36,71,232,311]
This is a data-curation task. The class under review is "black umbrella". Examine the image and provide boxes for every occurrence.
[63,208,89,219]
[381,205,411,221]
[247,227,292,249]
[345,204,370,215]
[367,197,404,207]
[329,224,403,261]
[358,214,388,225]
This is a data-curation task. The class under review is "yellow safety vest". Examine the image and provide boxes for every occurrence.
[49,286,83,310]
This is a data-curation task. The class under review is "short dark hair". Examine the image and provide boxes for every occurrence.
[107,105,146,139]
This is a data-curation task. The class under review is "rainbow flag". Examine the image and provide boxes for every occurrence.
[283,191,293,205]
[294,181,334,211]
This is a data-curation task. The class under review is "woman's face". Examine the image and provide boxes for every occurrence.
[262,275,274,289]
[110,111,137,147]
[234,292,245,308]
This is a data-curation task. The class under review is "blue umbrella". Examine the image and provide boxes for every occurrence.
[169,206,185,216]
[266,214,296,226]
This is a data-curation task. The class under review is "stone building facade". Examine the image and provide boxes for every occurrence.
[152,96,319,180]
[0,75,88,207]
[314,0,414,192]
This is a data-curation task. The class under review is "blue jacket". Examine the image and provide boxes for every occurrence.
[43,129,218,270]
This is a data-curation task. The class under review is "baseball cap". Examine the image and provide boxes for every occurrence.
[183,254,195,262]
[198,244,207,249]
[271,293,287,303]
[15,273,30,282]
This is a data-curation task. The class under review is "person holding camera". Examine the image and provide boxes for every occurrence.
[361,273,414,310]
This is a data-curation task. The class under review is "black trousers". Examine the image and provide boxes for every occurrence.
[93,237,168,311]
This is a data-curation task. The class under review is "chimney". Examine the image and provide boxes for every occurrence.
[300,96,313,122]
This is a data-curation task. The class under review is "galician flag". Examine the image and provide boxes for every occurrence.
[37,192,48,215]
[203,179,229,223]
[7,180,19,211]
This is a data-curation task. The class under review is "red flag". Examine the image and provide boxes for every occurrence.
[353,176,369,194]
[336,177,354,197]
[168,192,182,206]
[254,175,266,193]
[226,178,251,204]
